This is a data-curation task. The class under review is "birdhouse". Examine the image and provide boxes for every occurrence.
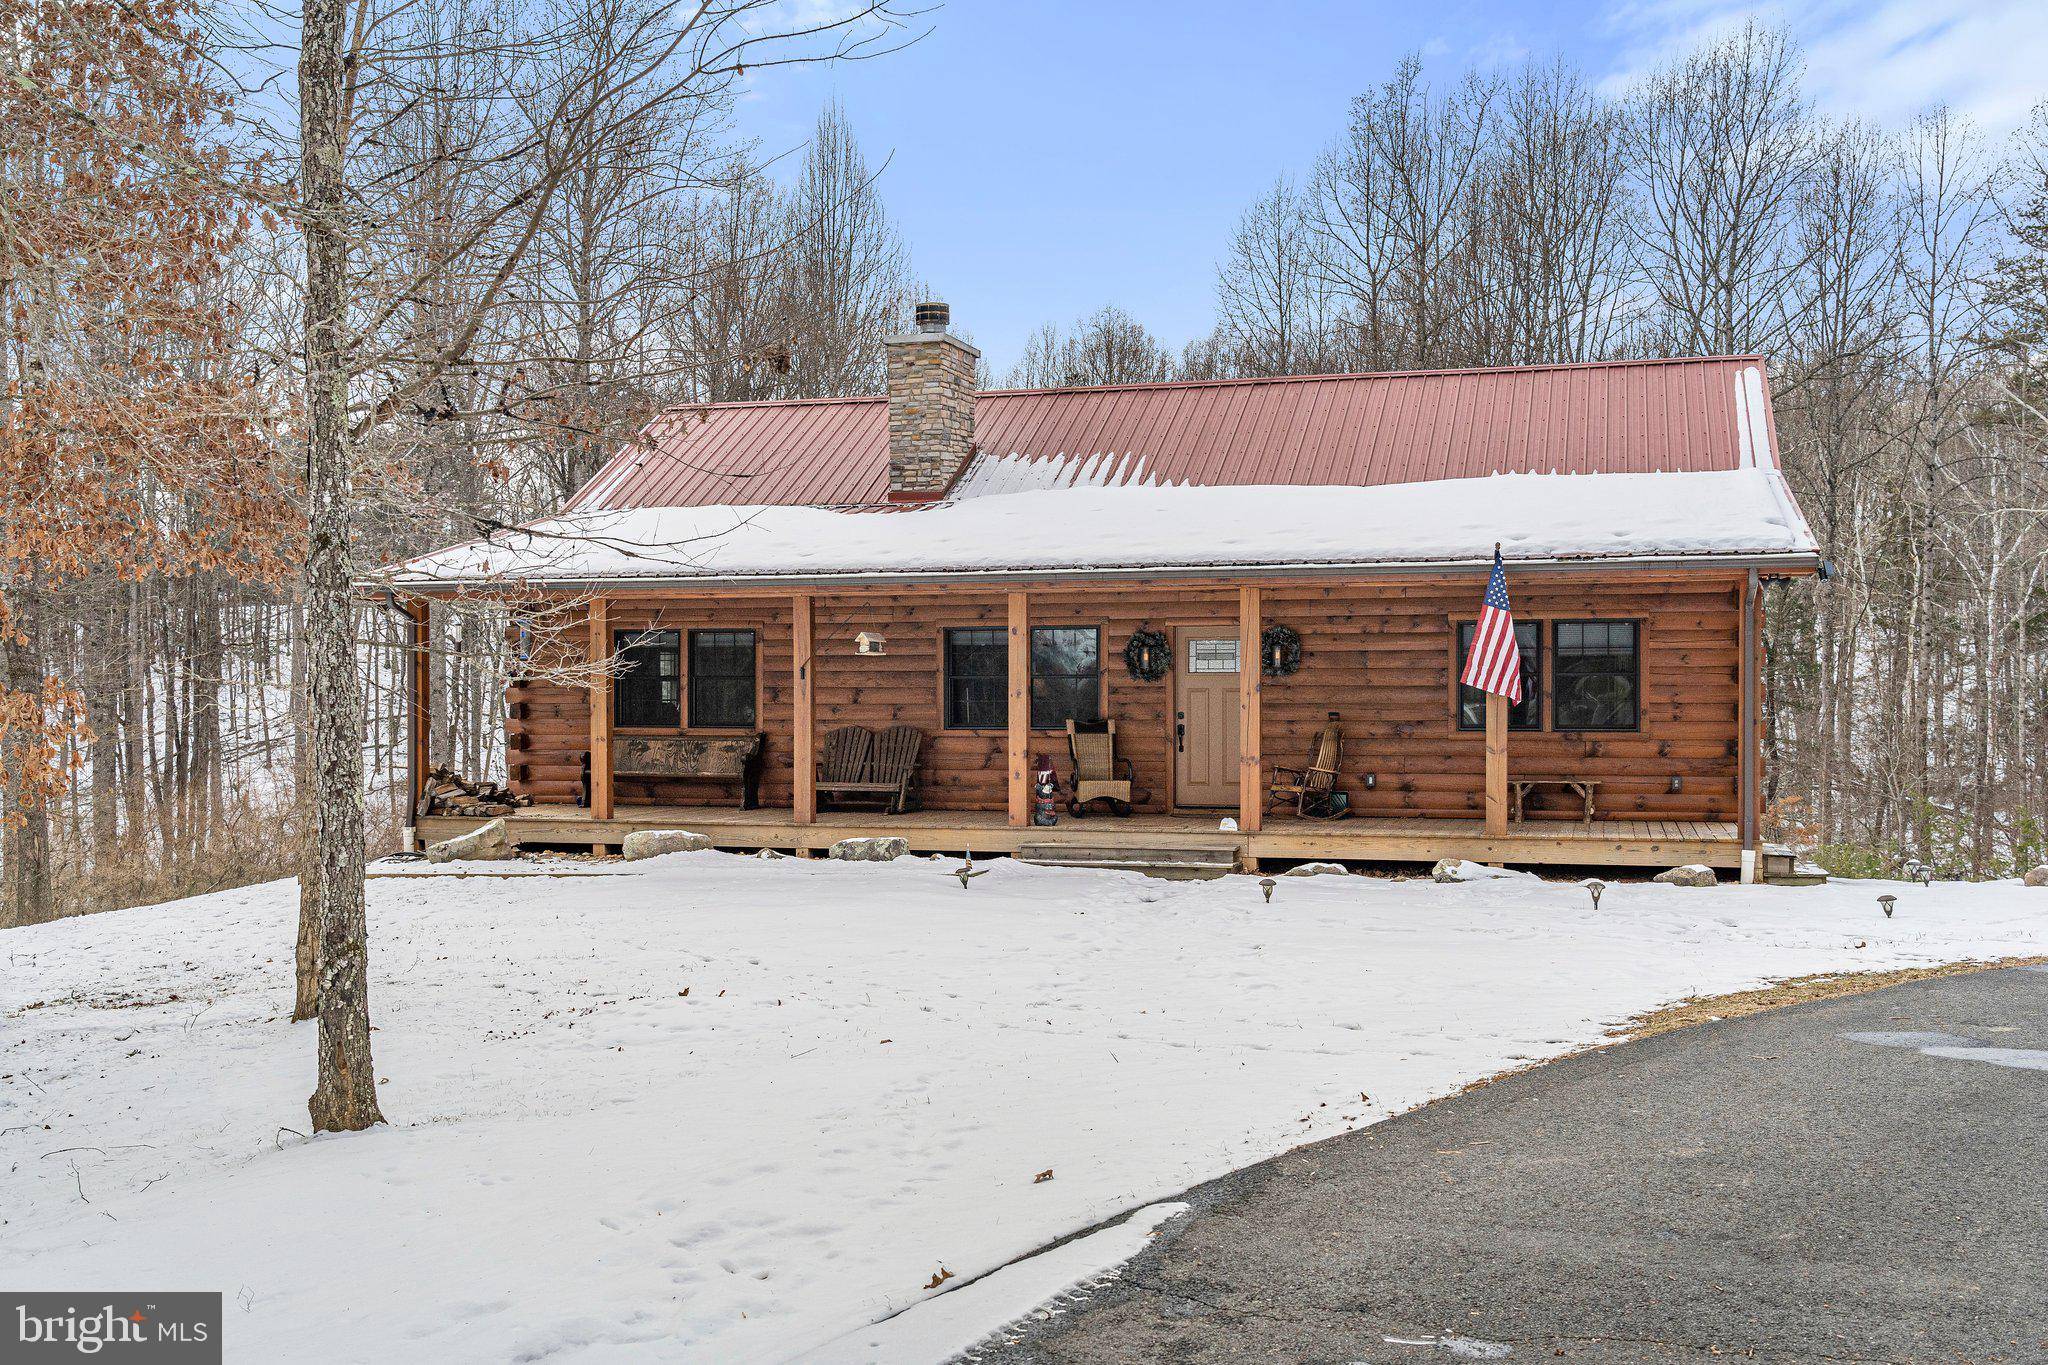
[855,631,886,657]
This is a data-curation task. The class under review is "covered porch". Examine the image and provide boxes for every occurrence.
[396,566,1766,876]
[414,802,1745,871]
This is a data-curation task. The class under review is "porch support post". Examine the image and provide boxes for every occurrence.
[587,596,614,821]
[1238,584,1262,833]
[1483,692,1507,836]
[1739,569,1761,881]
[792,593,815,824]
[405,597,429,840]
[1007,590,1029,827]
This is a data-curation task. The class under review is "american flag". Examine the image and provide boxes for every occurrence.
[1461,547,1522,704]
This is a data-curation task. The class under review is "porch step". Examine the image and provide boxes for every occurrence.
[1014,843,1238,877]
[1765,860,1831,887]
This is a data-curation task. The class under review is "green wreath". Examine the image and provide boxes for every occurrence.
[1123,628,1171,682]
[1260,623,1303,677]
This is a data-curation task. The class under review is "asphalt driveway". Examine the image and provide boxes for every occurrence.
[985,966,2048,1364]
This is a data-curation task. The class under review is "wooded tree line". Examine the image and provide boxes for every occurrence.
[1,0,918,933]
[6,13,2048,951]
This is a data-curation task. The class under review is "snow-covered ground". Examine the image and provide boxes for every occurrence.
[3,853,2041,1363]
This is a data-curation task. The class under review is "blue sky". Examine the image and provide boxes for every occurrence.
[740,0,2045,374]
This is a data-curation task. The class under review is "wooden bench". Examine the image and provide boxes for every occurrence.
[816,725,923,814]
[1509,777,1599,823]
[596,733,766,809]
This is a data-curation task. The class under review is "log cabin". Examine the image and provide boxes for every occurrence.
[384,303,1820,877]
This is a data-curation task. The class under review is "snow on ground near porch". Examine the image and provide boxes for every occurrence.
[383,469,1815,586]
[3,856,2038,1363]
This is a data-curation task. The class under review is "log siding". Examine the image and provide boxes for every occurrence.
[503,571,1746,827]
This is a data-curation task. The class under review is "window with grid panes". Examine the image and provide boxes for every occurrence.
[687,629,756,728]
[943,628,1006,729]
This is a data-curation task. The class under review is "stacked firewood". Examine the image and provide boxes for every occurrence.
[418,766,533,818]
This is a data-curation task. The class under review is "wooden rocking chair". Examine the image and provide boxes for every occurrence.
[1066,718,1141,816]
[1269,715,1348,819]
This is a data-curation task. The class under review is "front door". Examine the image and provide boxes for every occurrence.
[1174,627,1241,808]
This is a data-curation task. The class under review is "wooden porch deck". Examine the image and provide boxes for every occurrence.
[416,804,1742,871]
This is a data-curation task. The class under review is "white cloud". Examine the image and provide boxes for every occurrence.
[1601,0,2048,130]
[1470,30,1533,69]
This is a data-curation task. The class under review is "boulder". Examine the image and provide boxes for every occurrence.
[754,848,789,860]
[1653,864,1717,888]
[621,829,714,861]
[2024,865,2048,887]
[423,817,513,864]
[829,836,910,862]
[1282,861,1350,877]
[1431,858,1533,883]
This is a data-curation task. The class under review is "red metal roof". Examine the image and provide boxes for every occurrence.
[565,356,1778,511]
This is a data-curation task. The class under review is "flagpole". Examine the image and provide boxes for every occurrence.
[1484,542,1508,837]
[1484,695,1507,836]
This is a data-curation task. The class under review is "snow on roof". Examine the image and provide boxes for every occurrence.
[386,469,1819,589]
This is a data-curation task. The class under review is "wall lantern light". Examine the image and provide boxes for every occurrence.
[1259,623,1303,677]
[1123,628,1170,682]
[855,631,887,657]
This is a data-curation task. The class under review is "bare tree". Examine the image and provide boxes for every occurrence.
[1768,121,1905,838]
[1478,61,1634,363]
[1311,57,1499,369]
[1621,23,1820,356]
[509,0,731,505]
[293,0,915,1131]
[1004,306,1176,387]
[677,158,801,402]
[780,99,912,397]
[1214,176,1344,376]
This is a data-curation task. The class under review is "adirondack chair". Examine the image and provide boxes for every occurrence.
[816,726,875,811]
[816,727,872,796]
[866,725,924,814]
[1066,718,1140,816]
[815,724,923,814]
[1269,715,1348,819]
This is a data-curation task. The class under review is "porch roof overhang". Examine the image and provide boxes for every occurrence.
[373,469,1822,597]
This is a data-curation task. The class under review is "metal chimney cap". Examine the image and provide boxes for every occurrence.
[914,301,950,332]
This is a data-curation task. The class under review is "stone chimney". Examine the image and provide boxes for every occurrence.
[884,302,979,501]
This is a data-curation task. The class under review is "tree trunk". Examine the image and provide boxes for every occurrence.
[87,599,120,858]
[1,586,56,927]
[291,588,318,1022]
[121,582,148,848]
[301,0,382,1132]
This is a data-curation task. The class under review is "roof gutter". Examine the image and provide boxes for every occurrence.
[372,549,1823,596]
